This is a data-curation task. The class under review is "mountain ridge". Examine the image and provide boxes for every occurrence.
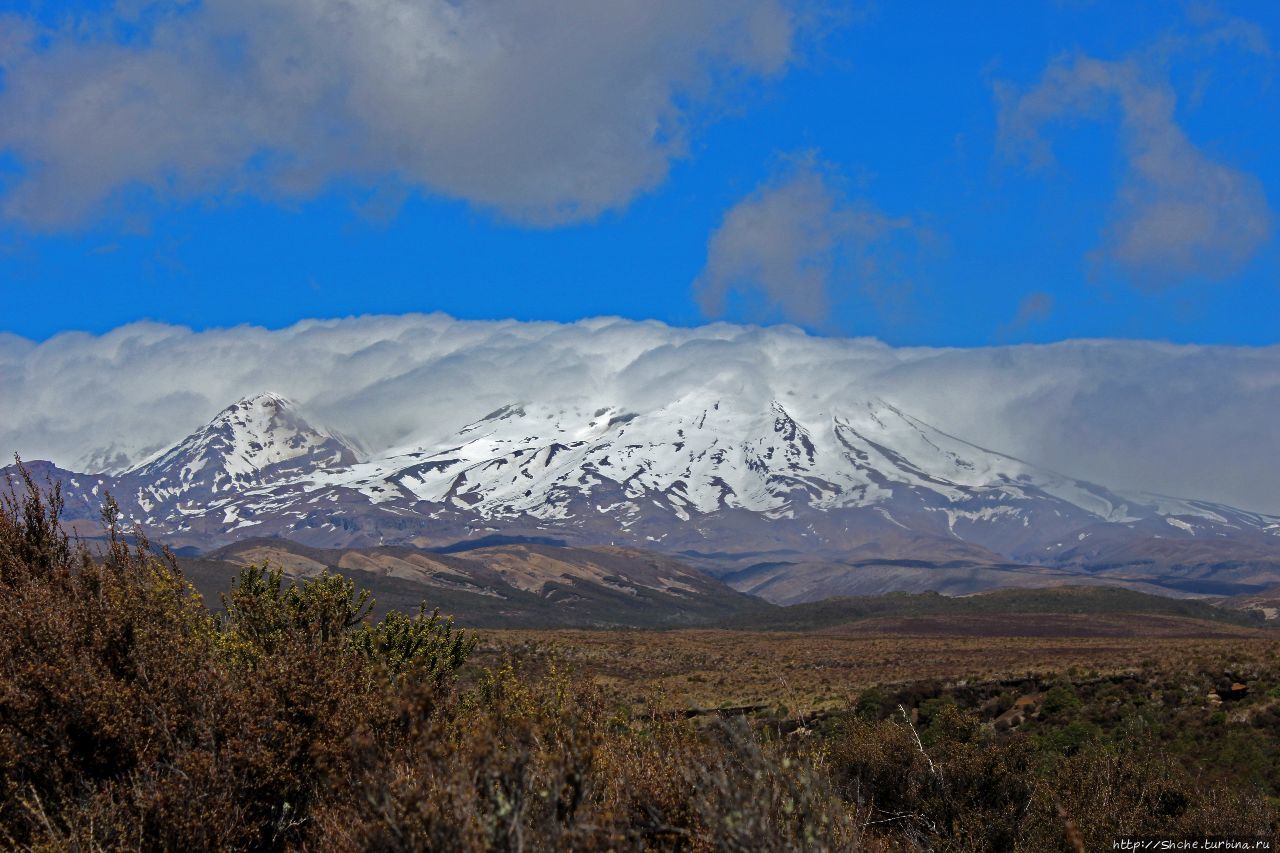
[7,388,1278,603]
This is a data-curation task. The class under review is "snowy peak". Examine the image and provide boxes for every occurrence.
[315,393,1142,534]
[127,392,358,502]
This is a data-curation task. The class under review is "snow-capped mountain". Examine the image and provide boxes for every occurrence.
[301,392,1272,551]
[126,392,358,514]
[9,390,1279,602]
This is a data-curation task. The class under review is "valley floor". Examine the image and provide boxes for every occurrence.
[478,619,1277,715]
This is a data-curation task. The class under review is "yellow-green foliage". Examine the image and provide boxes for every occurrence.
[217,563,475,682]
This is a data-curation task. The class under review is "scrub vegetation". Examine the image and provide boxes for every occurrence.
[1,467,1275,850]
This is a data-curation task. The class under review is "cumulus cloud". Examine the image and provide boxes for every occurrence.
[694,164,918,326]
[998,53,1272,285]
[2,314,1279,514]
[0,0,797,228]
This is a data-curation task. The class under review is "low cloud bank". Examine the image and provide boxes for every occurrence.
[2,314,1278,513]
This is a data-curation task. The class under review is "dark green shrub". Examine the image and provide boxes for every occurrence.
[1041,684,1082,719]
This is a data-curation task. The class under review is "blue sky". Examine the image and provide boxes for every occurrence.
[0,0,1276,346]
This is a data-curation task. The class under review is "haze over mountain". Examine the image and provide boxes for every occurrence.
[4,316,1280,514]
[11,344,1278,603]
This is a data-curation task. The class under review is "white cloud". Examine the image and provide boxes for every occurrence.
[998,53,1272,284]
[0,0,797,228]
[694,163,918,326]
[2,314,1279,514]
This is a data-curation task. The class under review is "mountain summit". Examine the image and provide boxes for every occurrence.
[124,393,358,516]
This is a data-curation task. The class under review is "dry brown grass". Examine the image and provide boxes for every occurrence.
[477,626,1280,715]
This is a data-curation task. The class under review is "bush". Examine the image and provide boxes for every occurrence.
[825,704,1275,851]
[1040,684,1082,719]
[220,563,475,683]
[0,466,477,849]
[827,709,1036,850]
[1035,719,1102,756]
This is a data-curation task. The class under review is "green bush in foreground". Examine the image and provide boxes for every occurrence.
[218,562,474,683]
[0,464,1274,851]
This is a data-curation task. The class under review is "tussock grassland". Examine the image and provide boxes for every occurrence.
[1,466,1276,850]
[478,624,1278,715]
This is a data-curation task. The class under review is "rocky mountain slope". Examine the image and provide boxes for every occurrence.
[180,538,771,628]
[9,390,1278,603]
